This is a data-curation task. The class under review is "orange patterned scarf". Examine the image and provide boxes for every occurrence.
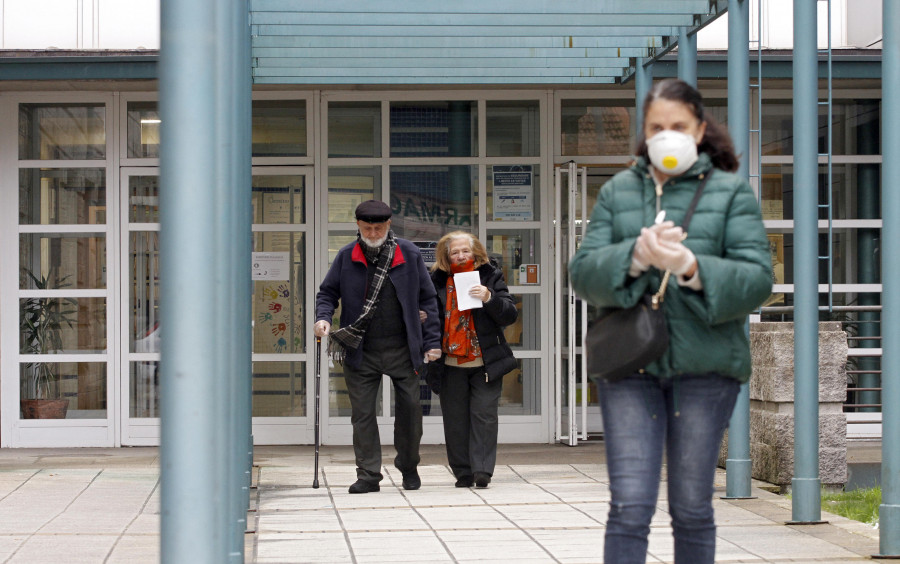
[443,260,482,364]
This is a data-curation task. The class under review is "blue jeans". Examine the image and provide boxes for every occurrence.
[597,373,739,564]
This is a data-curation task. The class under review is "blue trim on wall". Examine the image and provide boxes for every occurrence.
[0,52,882,83]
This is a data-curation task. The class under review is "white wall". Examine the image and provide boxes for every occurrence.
[1,0,159,49]
[0,0,881,52]
[698,0,876,51]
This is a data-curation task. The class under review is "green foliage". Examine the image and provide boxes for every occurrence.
[822,487,881,526]
[19,269,77,399]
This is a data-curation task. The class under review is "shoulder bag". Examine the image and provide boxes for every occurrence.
[585,171,712,382]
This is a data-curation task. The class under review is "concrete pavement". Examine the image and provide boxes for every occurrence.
[0,443,884,563]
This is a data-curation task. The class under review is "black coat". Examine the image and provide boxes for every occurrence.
[427,260,518,392]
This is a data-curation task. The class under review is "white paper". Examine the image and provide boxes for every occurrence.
[453,271,483,311]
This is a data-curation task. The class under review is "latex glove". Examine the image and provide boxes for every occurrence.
[657,225,686,244]
[645,234,697,276]
[314,320,330,337]
[419,310,427,323]
[630,235,653,276]
[424,348,442,363]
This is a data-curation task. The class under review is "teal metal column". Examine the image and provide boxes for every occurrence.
[635,58,653,134]
[724,0,754,500]
[791,0,822,524]
[219,0,252,560]
[856,105,880,412]
[677,28,697,87]
[879,0,900,555]
[159,0,249,561]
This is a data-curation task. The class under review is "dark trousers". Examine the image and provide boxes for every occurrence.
[343,344,423,483]
[439,364,503,479]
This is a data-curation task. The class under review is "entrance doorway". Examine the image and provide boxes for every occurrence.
[553,163,618,444]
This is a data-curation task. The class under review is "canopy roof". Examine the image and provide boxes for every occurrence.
[250,0,728,84]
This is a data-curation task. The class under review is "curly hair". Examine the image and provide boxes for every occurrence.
[431,231,489,273]
[634,78,739,173]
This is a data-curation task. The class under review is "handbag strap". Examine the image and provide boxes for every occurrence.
[652,170,713,308]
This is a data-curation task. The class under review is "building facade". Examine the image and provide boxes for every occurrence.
[0,1,885,447]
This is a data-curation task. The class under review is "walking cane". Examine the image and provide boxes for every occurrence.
[313,336,322,488]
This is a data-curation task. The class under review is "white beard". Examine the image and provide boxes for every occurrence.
[361,233,388,248]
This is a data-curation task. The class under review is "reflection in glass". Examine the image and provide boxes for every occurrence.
[498,358,540,415]
[20,233,106,290]
[761,164,882,221]
[500,294,540,350]
[328,233,357,265]
[771,229,881,288]
[126,102,160,158]
[485,230,540,285]
[390,101,478,157]
[19,103,106,160]
[129,176,159,223]
[762,100,882,156]
[252,176,306,224]
[329,102,381,157]
[130,231,160,353]
[252,233,306,354]
[253,100,307,157]
[389,166,477,242]
[252,362,306,417]
[328,166,382,223]
[560,100,634,156]
[20,363,107,419]
[487,100,539,157]
[19,297,106,354]
[19,168,106,225]
[487,165,539,221]
[130,362,159,417]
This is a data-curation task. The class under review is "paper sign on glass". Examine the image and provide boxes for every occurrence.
[453,271,483,311]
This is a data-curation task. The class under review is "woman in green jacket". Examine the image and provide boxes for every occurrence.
[569,79,772,564]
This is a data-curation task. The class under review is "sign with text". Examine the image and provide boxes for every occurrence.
[252,252,290,281]
[492,165,533,221]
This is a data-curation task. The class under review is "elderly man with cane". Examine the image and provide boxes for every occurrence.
[315,200,442,493]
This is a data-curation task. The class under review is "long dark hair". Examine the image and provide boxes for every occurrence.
[634,79,739,173]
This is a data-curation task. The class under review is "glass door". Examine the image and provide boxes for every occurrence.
[118,167,315,445]
[554,163,614,443]
[119,168,160,444]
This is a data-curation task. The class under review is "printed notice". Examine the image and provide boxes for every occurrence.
[492,165,533,220]
[453,271,483,311]
[252,252,290,281]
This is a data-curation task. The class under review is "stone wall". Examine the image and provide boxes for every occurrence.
[719,321,848,488]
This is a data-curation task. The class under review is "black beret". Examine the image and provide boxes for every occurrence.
[355,199,392,223]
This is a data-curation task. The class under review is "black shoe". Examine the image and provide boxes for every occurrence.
[455,476,474,488]
[474,472,491,488]
[348,479,380,494]
[402,470,421,490]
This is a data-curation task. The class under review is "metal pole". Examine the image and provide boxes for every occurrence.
[724,0,754,500]
[635,58,653,135]
[879,0,900,555]
[791,0,822,524]
[677,27,698,87]
[222,1,252,560]
[159,0,229,560]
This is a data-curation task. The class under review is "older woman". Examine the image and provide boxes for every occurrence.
[427,231,518,488]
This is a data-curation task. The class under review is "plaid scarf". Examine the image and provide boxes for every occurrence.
[327,231,397,364]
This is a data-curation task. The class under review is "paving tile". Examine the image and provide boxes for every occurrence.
[255,531,351,563]
[417,504,513,531]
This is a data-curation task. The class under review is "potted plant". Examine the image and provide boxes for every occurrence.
[19,268,76,419]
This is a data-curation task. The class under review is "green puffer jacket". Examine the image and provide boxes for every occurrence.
[569,153,773,383]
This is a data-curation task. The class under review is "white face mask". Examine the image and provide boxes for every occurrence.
[646,130,699,176]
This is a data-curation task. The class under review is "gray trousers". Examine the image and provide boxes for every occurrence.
[439,364,503,479]
[343,344,423,483]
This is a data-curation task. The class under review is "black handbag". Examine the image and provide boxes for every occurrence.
[585,171,711,382]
